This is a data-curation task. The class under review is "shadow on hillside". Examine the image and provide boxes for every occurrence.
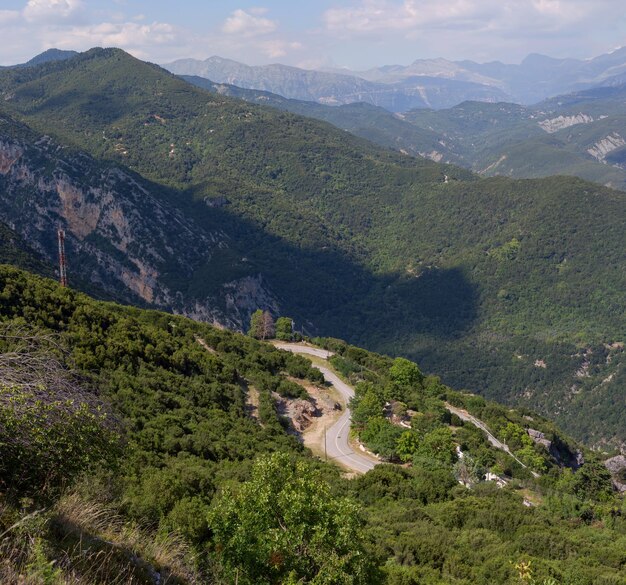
[152,180,479,347]
[1,135,478,349]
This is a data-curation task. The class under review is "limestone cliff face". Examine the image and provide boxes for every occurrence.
[0,127,280,329]
[587,133,626,162]
[538,113,594,133]
[180,274,281,331]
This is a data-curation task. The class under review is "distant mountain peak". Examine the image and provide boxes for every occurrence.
[11,48,79,69]
[521,53,565,66]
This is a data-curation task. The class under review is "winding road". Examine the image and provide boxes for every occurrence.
[274,343,377,474]
[445,402,537,475]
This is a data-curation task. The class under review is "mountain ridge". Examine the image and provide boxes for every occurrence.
[165,46,626,108]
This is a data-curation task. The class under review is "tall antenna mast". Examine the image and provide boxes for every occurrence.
[57,229,68,287]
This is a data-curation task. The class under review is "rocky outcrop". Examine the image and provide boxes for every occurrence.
[418,150,444,163]
[605,455,626,493]
[527,428,584,470]
[587,133,626,161]
[0,123,281,329]
[538,113,594,133]
[180,274,279,331]
[527,428,552,449]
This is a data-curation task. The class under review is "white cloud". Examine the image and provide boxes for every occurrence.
[222,8,277,37]
[323,0,612,37]
[23,0,84,23]
[0,10,20,24]
[58,21,177,51]
[261,39,303,59]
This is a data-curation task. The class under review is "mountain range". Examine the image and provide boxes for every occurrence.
[0,48,624,450]
[165,55,510,112]
[165,46,626,110]
[184,75,626,191]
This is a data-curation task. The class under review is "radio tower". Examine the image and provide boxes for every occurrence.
[57,229,68,287]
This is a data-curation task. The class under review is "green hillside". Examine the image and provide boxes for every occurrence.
[404,98,626,190]
[185,77,626,192]
[182,74,463,163]
[0,48,624,447]
[0,266,624,584]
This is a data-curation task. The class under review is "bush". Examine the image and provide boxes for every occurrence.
[0,384,122,496]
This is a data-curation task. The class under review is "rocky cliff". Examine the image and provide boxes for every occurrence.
[0,116,279,329]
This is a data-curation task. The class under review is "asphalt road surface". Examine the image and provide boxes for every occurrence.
[275,343,377,474]
[445,402,533,473]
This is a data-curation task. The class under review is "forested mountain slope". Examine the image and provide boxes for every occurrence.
[404,90,626,190]
[0,220,52,277]
[182,74,462,164]
[0,48,624,448]
[185,74,626,191]
[0,110,280,325]
[0,266,624,584]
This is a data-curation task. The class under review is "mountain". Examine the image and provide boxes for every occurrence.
[164,55,510,111]
[0,48,78,69]
[403,85,626,190]
[0,220,52,277]
[344,57,503,87]
[0,48,624,449]
[0,109,280,327]
[329,47,626,105]
[0,265,624,584]
[182,74,462,163]
[183,74,626,192]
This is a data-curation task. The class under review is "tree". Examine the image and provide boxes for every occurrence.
[208,452,376,584]
[389,357,423,388]
[275,317,295,341]
[360,418,403,461]
[453,453,482,487]
[350,389,384,428]
[416,427,456,466]
[396,431,420,463]
[248,310,275,340]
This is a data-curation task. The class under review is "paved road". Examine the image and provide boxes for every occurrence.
[273,342,334,360]
[276,343,377,474]
[445,402,533,473]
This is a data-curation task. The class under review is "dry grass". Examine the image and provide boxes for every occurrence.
[54,492,202,584]
[0,493,205,585]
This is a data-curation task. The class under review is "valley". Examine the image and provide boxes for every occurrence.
[1,265,624,584]
[0,48,623,449]
[0,0,625,577]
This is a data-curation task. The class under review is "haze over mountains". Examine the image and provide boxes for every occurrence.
[172,47,626,192]
[1,0,626,575]
[165,46,626,110]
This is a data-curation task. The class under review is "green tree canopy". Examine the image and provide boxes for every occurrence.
[249,309,276,340]
[351,389,384,428]
[275,316,295,341]
[396,431,421,463]
[389,357,423,389]
[208,452,375,584]
[415,427,457,466]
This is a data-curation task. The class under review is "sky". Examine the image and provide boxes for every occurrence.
[1,0,626,69]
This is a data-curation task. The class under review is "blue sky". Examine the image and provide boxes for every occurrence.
[1,1,625,68]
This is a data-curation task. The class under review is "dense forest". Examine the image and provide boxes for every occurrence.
[0,266,624,584]
[0,48,624,448]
